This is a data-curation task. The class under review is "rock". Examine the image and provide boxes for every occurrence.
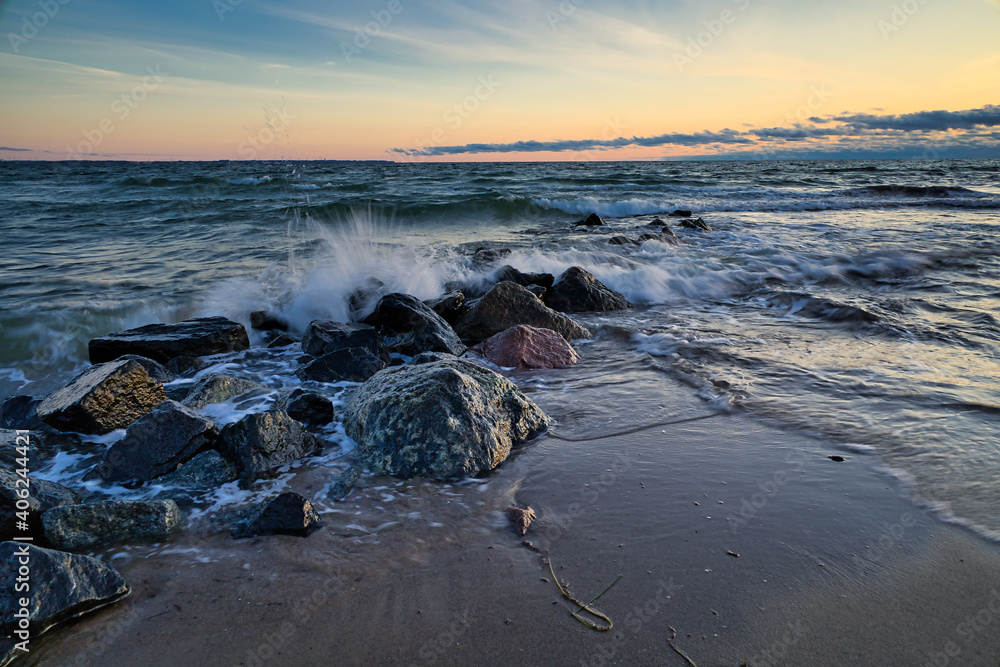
[114,354,174,383]
[660,226,679,242]
[297,348,387,383]
[94,400,217,483]
[0,543,128,642]
[0,396,44,430]
[266,333,299,349]
[473,247,512,265]
[249,311,288,332]
[544,266,631,313]
[679,217,711,231]
[327,467,362,501]
[42,499,181,551]
[36,359,166,435]
[473,325,581,370]
[410,351,460,365]
[669,209,693,217]
[154,450,238,490]
[344,357,549,479]
[363,293,466,356]
[217,410,322,479]
[233,492,322,538]
[0,430,46,471]
[347,277,387,320]
[0,469,79,541]
[506,505,536,536]
[574,213,605,227]
[424,291,466,323]
[453,282,592,343]
[274,388,334,429]
[648,218,667,227]
[608,235,638,247]
[88,316,250,365]
[525,285,547,299]
[301,321,384,359]
[165,355,209,378]
[494,265,555,290]
[637,233,660,243]
[181,373,264,410]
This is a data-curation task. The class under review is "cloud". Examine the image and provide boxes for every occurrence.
[391,105,1000,156]
[0,146,33,152]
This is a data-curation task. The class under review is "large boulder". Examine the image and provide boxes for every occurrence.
[88,316,250,365]
[344,357,549,479]
[363,293,466,356]
[181,373,264,410]
[424,291,466,323]
[301,321,384,358]
[0,543,129,642]
[274,389,334,430]
[0,470,79,541]
[36,358,166,435]
[493,265,555,290]
[574,213,605,227]
[154,450,238,492]
[473,325,581,370]
[453,281,592,343]
[297,348,387,383]
[94,400,217,483]
[544,266,631,313]
[41,499,181,551]
[113,355,174,383]
[232,492,322,538]
[217,410,322,479]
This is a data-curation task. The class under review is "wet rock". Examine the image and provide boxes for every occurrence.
[0,396,44,430]
[473,325,581,370]
[347,277,387,320]
[327,466,362,501]
[0,430,46,471]
[0,469,79,541]
[274,388,334,429]
[42,499,181,551]
[410,351,460,365]
[36,358,166,435]
[424,291,466,323]
[88,316,250,365]
[302,321,384,359]
[0,543,129,643]
[363,293,466,356]
[679,217,711,231]
[249,311,288,332]
[648,218,667,227]
[574,213,605,227]
[217,410,322,479]
[494,266,555,290]
[453,281,592,343]
[608,235,638,247]
[660,226,679,243]
[506,505,536,537]
[266,333,299,349]
[544,266,631,313]
[94,400,217,483]
[344,357,549,479]
[154,450,238,490]
[525,284,547,299]
[232,492,322,538]
[181,373,264,410]
[297,348,387,383]
[473,247,512,265]
[114,354,174,383]
[165,355,209,378]
[669,209,693,217]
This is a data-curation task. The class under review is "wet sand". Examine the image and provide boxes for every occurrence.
[25,343,1000,666]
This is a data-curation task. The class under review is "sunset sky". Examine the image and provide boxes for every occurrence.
[1,0,998,161]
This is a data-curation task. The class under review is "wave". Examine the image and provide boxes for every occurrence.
[848,184,977,197]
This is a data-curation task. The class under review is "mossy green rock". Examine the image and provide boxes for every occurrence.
[345,358,548,479]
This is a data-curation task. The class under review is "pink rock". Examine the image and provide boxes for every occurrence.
[473,325,581,370]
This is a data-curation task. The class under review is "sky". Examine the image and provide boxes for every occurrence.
[0,0,998,161]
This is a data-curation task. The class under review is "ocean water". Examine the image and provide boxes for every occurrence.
[2,158,999,539]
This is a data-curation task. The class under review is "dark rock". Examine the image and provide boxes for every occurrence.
[249,311,288,332]
[363,293,466,356]
[648,218,667,227]
[0,469,79,541]
[42,499,181,550]
[0,543,128,642]
[473,247,512,265]
[327,467,361,501]
[454,281,592,342]
[233,492,321,538]
[544,266,631,313]
[165,355,209,378]
[154,450,238,490]
[266,333,299,349]
[410,352,460,365]
[660,226,679,243]
[181,373,264,410]
[0,430,46,471]
[217,410,322,479]
[494,265,555,290]
[88,316,250,365]
[297,348,387,383]
[679,217,711,231]
[473,325,581,370]
[94,400,217,483]
[115,355,174,383]
[344,357,549,479]
[637,233,660,243]
[506,505,536,537]
[574,213,605,227]
[347,277,387,320]
[0,396,44,430]
[669,209,693,218]
[525,285,547,299]
[36,359,166,435]
[608,235,638,247]
[301,321,384,359]
[274,388,334,429]
[424,291,466,323]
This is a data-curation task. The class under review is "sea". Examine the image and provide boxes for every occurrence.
[2,158,999,541]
